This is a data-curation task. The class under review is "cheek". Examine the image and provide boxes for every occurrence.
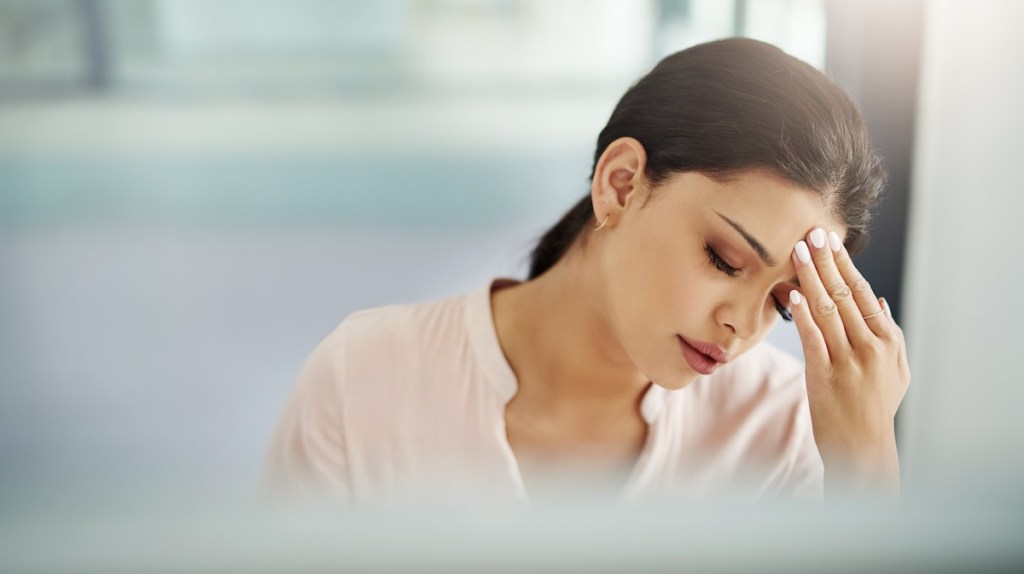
[606,239,709,330]
[663,273,713,321]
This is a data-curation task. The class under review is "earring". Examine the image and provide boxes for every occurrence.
[594,216,609,231]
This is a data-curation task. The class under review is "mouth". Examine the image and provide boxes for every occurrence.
[677,336,729,376]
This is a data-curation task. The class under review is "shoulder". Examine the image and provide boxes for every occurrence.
[657,341,821,499]
[333,290,476,361]
[718,340,805,390]
[666,340,811,447]
[682,340,805,406]
[265,294,471,425]
[317,288,495,410]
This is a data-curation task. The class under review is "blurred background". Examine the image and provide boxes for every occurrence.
[1,0,1022,570]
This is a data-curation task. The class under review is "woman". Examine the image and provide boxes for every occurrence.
[264,38,911,506]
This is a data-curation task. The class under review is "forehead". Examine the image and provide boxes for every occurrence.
[657,169,846,242]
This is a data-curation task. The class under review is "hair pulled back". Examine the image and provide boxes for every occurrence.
[528,37,885,280]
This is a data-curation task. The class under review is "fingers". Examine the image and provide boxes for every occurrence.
[881,297,912,404]
[792,235,851,358]
[830,235,897,341]
[803,228,880,348]
[788,289,830,365]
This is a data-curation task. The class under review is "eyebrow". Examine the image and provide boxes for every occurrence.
[715,211,778,267]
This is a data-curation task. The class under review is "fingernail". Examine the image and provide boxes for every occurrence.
[809,228,826,249]
[795,241,811,263]
[790,290,801,306]
[827,231,842,252]
[882,298,892,316]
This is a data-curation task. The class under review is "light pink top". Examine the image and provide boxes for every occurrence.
[264,280,823,507]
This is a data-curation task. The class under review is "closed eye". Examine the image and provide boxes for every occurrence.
[705,243,792,322]
[704,244,739,277]
[772,294,793,322]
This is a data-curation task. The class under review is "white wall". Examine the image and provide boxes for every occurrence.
[902,0,1024,498]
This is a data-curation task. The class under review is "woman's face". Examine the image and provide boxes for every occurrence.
[599,169,846,390]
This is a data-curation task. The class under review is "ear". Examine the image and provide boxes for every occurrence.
[590,137,649,229]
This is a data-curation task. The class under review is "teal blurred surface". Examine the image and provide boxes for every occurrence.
[0,154,588,228]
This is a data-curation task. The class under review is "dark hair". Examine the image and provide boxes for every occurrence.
[528,37,886,280]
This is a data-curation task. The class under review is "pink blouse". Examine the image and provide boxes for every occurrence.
[264,280,823,507]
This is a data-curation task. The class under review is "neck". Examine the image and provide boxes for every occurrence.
[492,246,650,419]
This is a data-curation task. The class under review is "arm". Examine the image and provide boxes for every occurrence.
[262,327,352,503]
[788,228,911,499]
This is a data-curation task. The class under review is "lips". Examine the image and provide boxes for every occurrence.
[677,336,729,376]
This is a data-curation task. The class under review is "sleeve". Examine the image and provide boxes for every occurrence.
[780,400,825,502]
[261,324,352,503]
[778,368,825,502]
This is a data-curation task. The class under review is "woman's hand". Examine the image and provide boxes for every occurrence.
[789,227,912,497]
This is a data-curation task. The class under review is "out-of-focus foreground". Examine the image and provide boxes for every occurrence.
[1,1,1023,571]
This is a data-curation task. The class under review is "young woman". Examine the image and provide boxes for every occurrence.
[264,38,911,506]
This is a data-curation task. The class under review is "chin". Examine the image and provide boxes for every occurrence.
[648,369,701,391]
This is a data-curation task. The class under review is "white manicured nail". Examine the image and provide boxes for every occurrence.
[795,241,811,263]
[790,290,801,306]
[809,228,826,249]
[827,231,842,252]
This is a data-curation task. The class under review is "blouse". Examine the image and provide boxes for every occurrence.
[263,279,823,507]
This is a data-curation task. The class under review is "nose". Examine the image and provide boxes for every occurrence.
[718,298,762,341]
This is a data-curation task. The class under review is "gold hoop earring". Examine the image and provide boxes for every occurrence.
[594,216,609,231]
